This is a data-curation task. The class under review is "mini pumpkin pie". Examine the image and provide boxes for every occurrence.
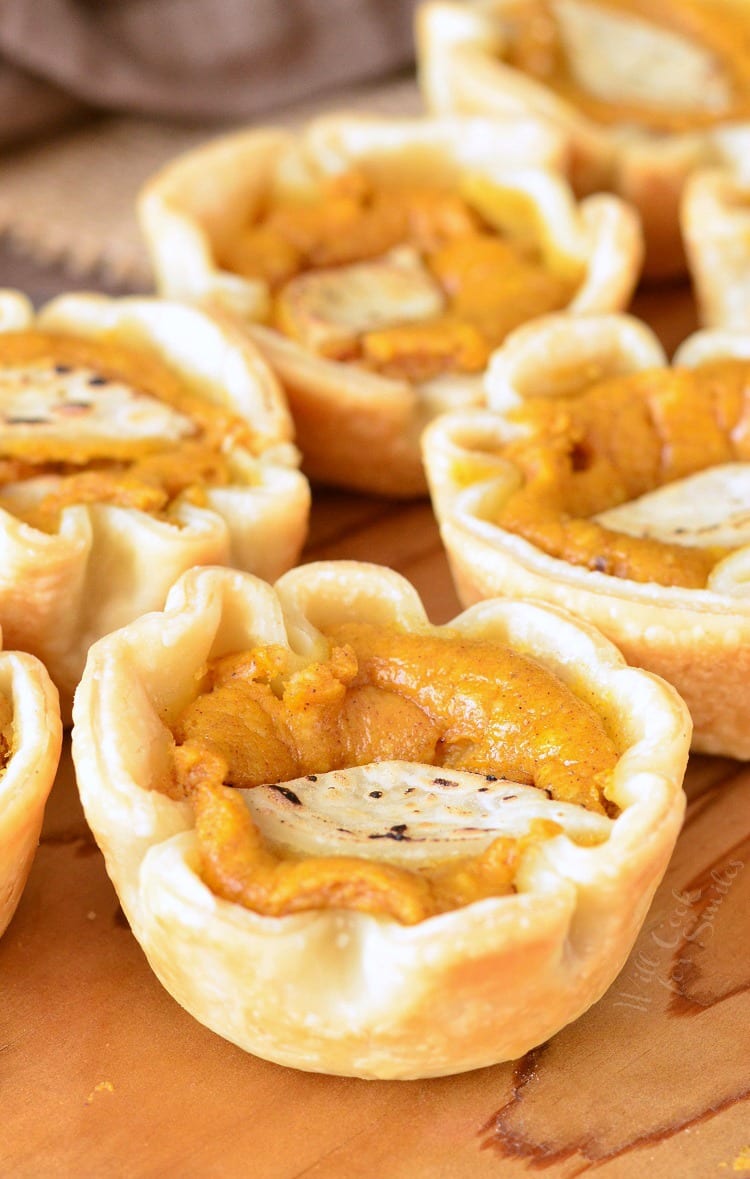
[138,113,642,497]
[0,643,61,938]
[423,311,750,759]
[417,0,750,278]
[0,291,309,716]
[71,561,689,1079]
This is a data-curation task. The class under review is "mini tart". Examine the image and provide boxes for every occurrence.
[0,642,62,937]
[0,291,309,715]
[682,163,750,331]
[423,312,750,758]
[138,113,642,497]
[417,0,750,278]
[71,561,689,1079]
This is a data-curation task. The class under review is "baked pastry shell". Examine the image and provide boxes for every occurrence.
[0,644,62,937]
[682,163,750,331]
[423,312,750,758]
[417,0,750,279]
[0,291,310,714]
[71,561,689,1079]
[138,113,642,497]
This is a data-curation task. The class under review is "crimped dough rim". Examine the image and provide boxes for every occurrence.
[72,562,689,1079]
[682,165,750,332]
[0,647,62,937]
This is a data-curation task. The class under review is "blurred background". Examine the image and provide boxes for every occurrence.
[0,0,421,298]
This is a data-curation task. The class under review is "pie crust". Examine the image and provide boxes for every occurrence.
[423,312,750,758]
[0,291,309,715]
[71,561,689,1079]
[0,644,61,937]
[682,163,750,331]
[417,0,750,278]
[138,113,642,496]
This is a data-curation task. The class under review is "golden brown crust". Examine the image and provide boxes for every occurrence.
[72,561,689,1078]
[138,113,642,497]
[417,0,750,278]
[681,162,750,331]
[423,312,750,757]
[0,648,62,937]
[0,291,309,715]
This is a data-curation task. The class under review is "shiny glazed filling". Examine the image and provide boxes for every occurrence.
[505,0,750,132]
[0,332,259,533]
[492,358,750,586]
[168,622,618,924]
[218,171,579,383]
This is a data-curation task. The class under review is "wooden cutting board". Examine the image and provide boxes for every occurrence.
[2,282,750,1179]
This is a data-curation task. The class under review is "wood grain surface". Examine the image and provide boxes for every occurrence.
[2,273,749,1178]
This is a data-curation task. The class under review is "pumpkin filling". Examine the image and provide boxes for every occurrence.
[0,690,13,775]
[218,170,579,383]
[487,358,750,587]
[0,332,261,532]
[168,622,618,924]
[503,0,750,133]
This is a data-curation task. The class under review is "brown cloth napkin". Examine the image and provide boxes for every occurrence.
[0,0,419,145]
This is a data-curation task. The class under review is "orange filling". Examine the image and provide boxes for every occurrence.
[505,0,750,132]
[218,172,577,382]
[168,622,618,924]
[491,358,750,586]
[0,690,12,772]
[0,332,258,532]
